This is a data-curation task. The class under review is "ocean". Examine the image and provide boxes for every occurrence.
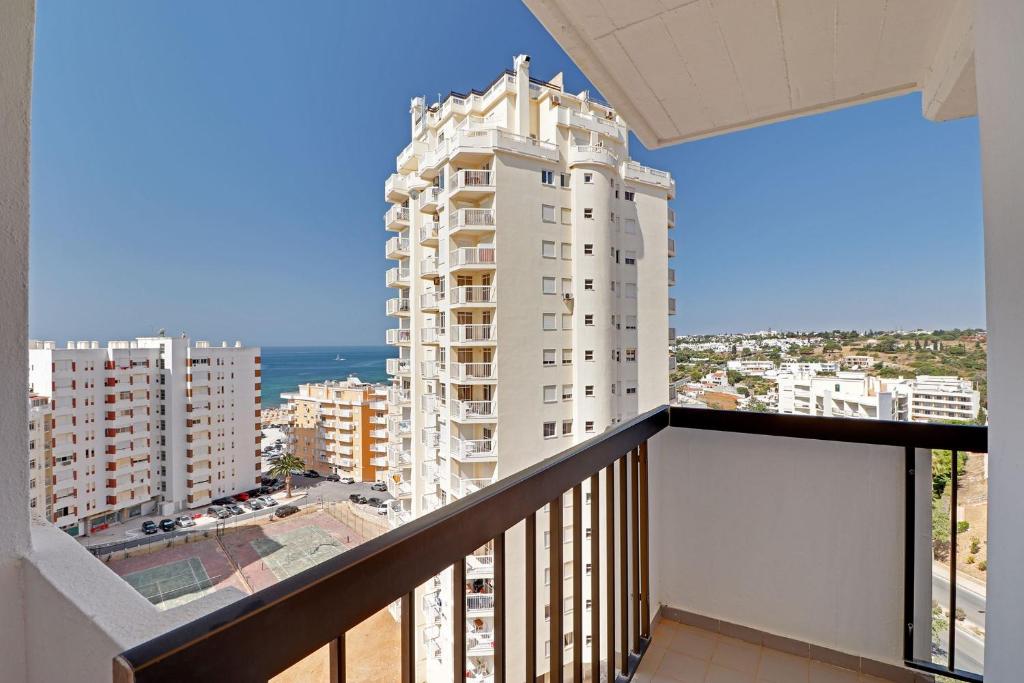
[259,346,397,408]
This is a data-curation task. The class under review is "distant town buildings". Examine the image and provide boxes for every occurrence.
[777,372,905,420]
[907,375,981,422]
[28,335,260,537]
[281,377,389,481]
[28,395,53,523]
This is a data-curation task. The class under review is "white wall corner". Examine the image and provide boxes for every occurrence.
[921,0,978,122]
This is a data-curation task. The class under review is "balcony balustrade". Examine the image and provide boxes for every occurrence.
[386,358,411,376]
[420,255,440,278]
[385,328,411,346]
[384,173,410,202]
[385,297,410,316]
[448,362,495,382]
[567,144,618,168]
[420,291,441,311]
[385,205,411,231]
[449,246,495,271]
[449,324,495,345]
[667,206,676,227]
[385,266,410,288]
[449,169,495,199]
[387,387,411,406]
[450,208,495,237]
[667,237,676,257]
[419,221,440,245]
[449,285,494,307]
[450,437,496,461]
[420,186,443,213]
[385,236,409,259]
[450,400,496,422]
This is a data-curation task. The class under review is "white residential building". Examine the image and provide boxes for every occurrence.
[842,355,877,370]
[778,361,839,375]
[725,359,775,375]
[27,395,52,524]
[383,55,673,680]
[906,375,981,423]
[28,335,261,535]
[776,372,906,421]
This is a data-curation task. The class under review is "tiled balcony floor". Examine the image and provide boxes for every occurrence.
[634,616,931,683]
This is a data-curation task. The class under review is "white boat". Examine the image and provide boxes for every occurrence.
[335,354,345,361]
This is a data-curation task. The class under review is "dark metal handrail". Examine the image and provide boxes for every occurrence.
[113,406,987,683]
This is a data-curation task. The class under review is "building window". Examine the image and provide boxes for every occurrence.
[585,385,595,397]
[560,242,572,260]
[584,350,594,361]
[544,385,557,403]
[625,219,637,234]
[561,278,572,295]
[624,250,637,265]
[542,277,557,295]
[583,172,593,184]
[542,240,556,258]
[562,419,573,435]
[583,208,593,220]
[625,348,637,362]
[584,314,594,326]
[625,283,637,299]
[543,314,557,330]
[585,421,595,432]
[541,170,554,185]
[542,204,556,223]
[625,315,637,330]
[561,313,573,330]
[543,349,557,366]
[584,279,594,291]
[624,190,635,201]
[543,421,556,438]
[562,349,573,365]
[561,207,572,224]
[583,243,593,255]
[626,386,637,395]
[562,384,573,400]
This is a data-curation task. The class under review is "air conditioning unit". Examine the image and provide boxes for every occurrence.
[563,293,574,301]
[551,95,561,106]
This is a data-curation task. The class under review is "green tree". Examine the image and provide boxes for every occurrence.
[932,449,968,499]
[268,453,305,498]
[745,398,769,413]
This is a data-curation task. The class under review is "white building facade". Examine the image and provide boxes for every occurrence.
[776,372,906,421]
[383,55,673,680]
[907,375,981,423]
[28,336,261,536]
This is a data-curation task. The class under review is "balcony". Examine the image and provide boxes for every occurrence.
[114,406,987,683]
[385,297,410,317]
[387,387,411,406]
[386,358,410,376]
[420,291,441,311]
[567,144,618,168]
[449,324,495,346]
[385,205,410,231]
[449,208,495,238]
[369,456,388,468]
[385,266,409,288]
[449,169,495,200]
[668,297,677,315]
[668,206,676,227]
[449,285,494,308]
[421,326,441,345]
[420,255,440,278]
[419,186,443,213]
[668,267,676,286]
[556,105,625,140]
[449,246,496,273]
[625,160,676,198]
[384,236,409,259]
[448,362,495,383]
[450,399,496,422]
[384,173,410,202]
[667,236,676,257]
[385,328,411,346]
[450,437,496,461]
[396,139,424,173]
[421,360,439,380]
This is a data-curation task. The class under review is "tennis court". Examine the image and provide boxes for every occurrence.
[121,557,215,610]
[251,526,345,581]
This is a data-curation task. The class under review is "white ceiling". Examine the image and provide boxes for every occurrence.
[524,0,977,148]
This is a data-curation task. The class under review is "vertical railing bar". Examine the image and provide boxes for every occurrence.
[630,448,640,652]
[333,633,345,683]
[551,494,564,682]
[948,449,958,672]
[903,446,915,663]
[572,484,583,682]
[453,558,467,683]
[619,454,629,675]
[590,472,601,682]
[639,440,651,638]
[526,513,537,683]
[605,464,615,681]
[400,592,414,683]
[495,532,506,683]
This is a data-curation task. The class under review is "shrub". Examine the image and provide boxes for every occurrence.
[970,537,982,554]
[966,555,975,564]
[955,608,966,622]
[957,520,970,534]
[979,560,987,571]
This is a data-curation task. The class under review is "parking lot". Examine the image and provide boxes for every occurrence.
[284,473,393,508]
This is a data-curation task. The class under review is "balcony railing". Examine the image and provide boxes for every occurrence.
[450,169,494,192]
[451,437,496,460]
[450,208,495,235]
[450,399,496,421]
[385,297,410,316]
[450,324,495,344]
[114,407,986,683]
[385,205,410,230]
[449,285,494,306]
[449,362,495,382]
[419,221,440,244]
[385,266,410,288]
[449,246,496,269]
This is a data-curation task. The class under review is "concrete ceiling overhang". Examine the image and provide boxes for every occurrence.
[524,0,977,148]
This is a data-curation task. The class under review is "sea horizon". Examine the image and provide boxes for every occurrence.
[259,345,396,408]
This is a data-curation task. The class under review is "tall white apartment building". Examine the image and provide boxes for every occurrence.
[28,395,53,524]
[28,335,261,536]
[383,55,673,681]
[776,371,907,421]
[907,375,981,422]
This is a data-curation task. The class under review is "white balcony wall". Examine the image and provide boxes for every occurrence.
[647,427,930,667]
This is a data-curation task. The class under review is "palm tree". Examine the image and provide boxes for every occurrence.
[268,453,305,498]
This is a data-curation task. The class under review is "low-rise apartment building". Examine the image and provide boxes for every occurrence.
[777,371,906,421]
[28,335,261,536]
[842,355,877,370]
[907,375,981,422]
[281,377,389,480]
[725,359,775,375]
[778,361,839,375]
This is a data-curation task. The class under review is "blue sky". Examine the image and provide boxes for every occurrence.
[30,0,985,345]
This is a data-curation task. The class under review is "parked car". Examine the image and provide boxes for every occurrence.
[370,482,387,492]
[260,477,279,487]
[227,504,244,515]
[244,499,263,511]
[274,504,299,518]
[212,497,233,506]
[340,477,355,485]
[207,506,230,520]
[159,518,176,532]
[269,481,286,492]
[141,520,158,535]
[324,473,340,482]
[305,470,320,478]
[175,516,196,528]
[366,497,382,507]
[349,494,367,505]
[258,496,277,507]
[235,492,250,502]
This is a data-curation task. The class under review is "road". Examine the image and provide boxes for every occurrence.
[932,568,986,674]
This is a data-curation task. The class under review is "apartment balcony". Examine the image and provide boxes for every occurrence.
[449,324,495,346]
[385,328,411,346]
[451,475,491,499]
[385,297,410,317]
[556,105,625,140]
[385,205,410,231]
[465,553,495,579]
[369,456,389,468]
[419,291,441,311]
[450,400,496,423]
[390,479,412,500]
[421,360,439,380]
[370,428,388,439]
[419,185,444,215]
[396,139,424,173]
[667,236,676,257]
[369,442,387,454]
[668,267,676,286]
[388,445,412,469]
[450,437,496,462]
[449,246,495,274]
[420,255,440,279]
[449,208,495,238]
[567,144,619,168]
[385,266,409,288]
[419,221,440,246]
[669,297,677,315]
[387,387,411,406]
[386,358,411,376]
[423,427,440,450]
[421,326,441,345]
[449,285,494,308]
[333,457,355,468]
[448,362,495,383]
[449,169,495,200]
[387,417,411,437]
[625,160,676,198]
[385,236,409,259]
[384,173,410,203]
[668,206,676,227]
